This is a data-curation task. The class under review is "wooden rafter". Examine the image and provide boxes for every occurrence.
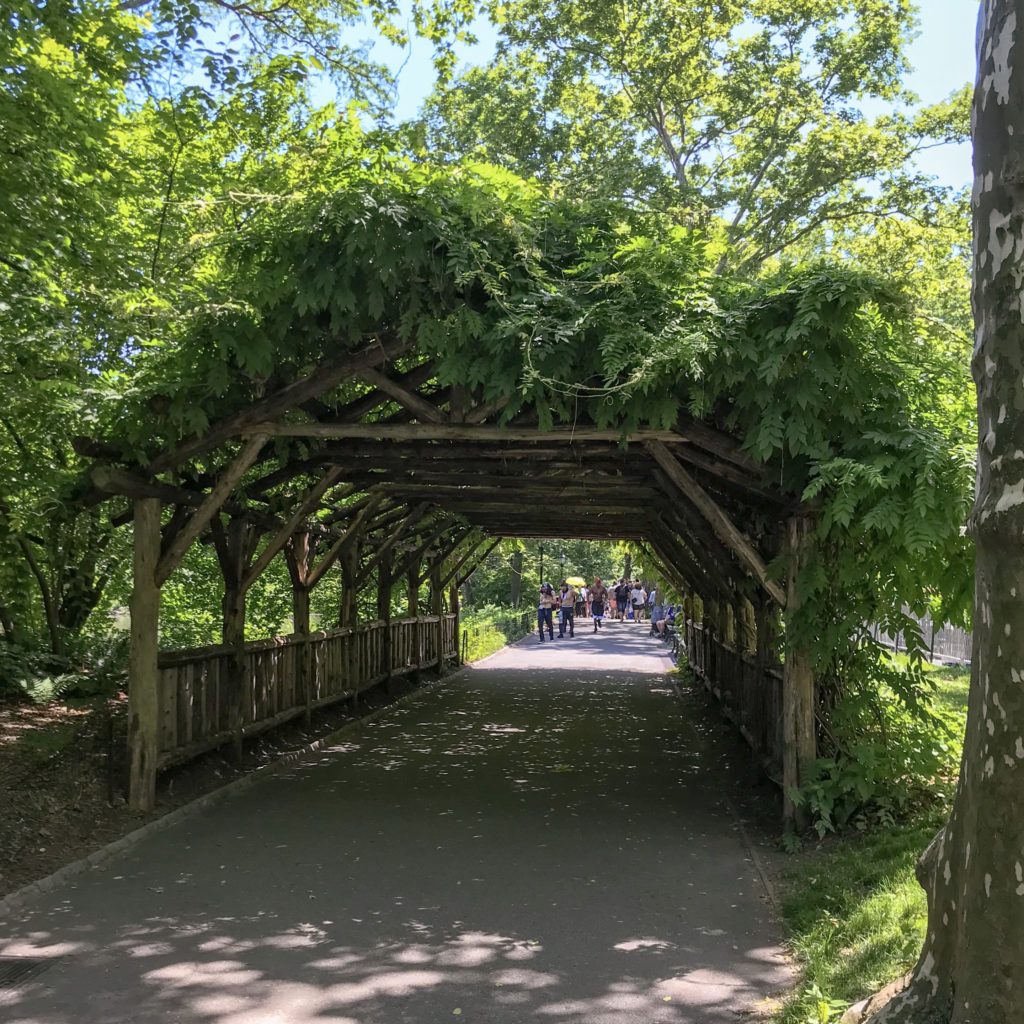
[458,538,502,586]
[305,492,385,589]
[357,503,431,585]
[249,423,688,443]
[440,535,489,589]
[149,336,411,472]
[155,434,268,586]
[359,367,447,424]
[241,467,343,590]
[646,441,785,607]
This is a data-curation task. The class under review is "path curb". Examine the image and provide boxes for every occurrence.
[0,674,447,923]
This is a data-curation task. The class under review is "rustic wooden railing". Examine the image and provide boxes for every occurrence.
[680,617,784,777]
[155,613,458,769]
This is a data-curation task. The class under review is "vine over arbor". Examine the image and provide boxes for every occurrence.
[78,164,969,825]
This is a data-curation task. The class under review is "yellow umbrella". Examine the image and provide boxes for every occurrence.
[565,576,587,587]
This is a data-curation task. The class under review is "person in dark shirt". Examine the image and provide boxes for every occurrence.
[614,580,630,621]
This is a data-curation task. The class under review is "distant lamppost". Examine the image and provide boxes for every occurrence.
[559,550,566,582]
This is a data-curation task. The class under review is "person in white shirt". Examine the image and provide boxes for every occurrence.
[630,583,648,622]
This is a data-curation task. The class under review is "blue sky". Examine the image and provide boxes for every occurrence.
[360,0,979,191]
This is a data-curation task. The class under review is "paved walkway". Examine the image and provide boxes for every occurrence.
[1,623,791,1024]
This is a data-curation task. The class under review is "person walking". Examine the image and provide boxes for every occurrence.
[537,583,555,642]
[631,581,647,623]
[615,579,630,622]
[590,577,608,632]
[558,581,577,638]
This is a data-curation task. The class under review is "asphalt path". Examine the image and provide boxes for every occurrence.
[1,621,791,1024]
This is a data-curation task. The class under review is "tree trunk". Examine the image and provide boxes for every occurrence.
[623,551,632,582]
[865,6,1024,1020]
[0,603,19,645]
[16,535,62,656]
[510,548,523,607]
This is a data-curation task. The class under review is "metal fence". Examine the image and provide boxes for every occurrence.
[872,614,972,666]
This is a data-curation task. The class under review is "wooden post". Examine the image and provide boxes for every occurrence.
[128,497,161,812]
[407,559,420,675]
[287,529,313,727]
[739,597,757,655]
[449,578,460,665]
[430,558,444,675]
[377,548,393,684]
[340,541,359,628]
[704,597,719,682]
[221,517,250,762]
[755,597,778,671]
[340,541,359,696]
[783,515,816,831]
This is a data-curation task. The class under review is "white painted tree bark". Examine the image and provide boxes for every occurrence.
[866,3,1024,1021]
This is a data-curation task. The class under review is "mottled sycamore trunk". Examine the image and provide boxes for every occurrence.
[869,4,1024,1021]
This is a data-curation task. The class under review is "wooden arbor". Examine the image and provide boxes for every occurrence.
[85,342,817,825]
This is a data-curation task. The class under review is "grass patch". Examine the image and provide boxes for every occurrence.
[461,607,534,662]
[776,811,944,1023]
[776,665,970,1022]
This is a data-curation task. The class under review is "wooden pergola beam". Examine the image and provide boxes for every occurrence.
[439,535,488,589]
[646,440,785,607]
[148,336,411,472]
[465,394,511,424]
[357,502,431,585]
[325,360,438,424]
[391,518,464,583]
[241,467,344,590]
[155,433,268,586]
[649,522,727,602]
[250,423,688,443]
[359,367,448,424]
[306,492,385,590]
[457,538,502,587]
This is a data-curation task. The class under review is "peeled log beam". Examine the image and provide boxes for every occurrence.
[156,434,269,586]
[250,423,688,443]
[242,467,343,590]
[306,492,385,590]
[359,367,447,424]
[646,440,785,607]
[148,336,412,473]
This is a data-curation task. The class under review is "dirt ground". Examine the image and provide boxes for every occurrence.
[0,676,423,898]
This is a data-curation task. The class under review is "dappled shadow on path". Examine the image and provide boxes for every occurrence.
[1,625,790,1023]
